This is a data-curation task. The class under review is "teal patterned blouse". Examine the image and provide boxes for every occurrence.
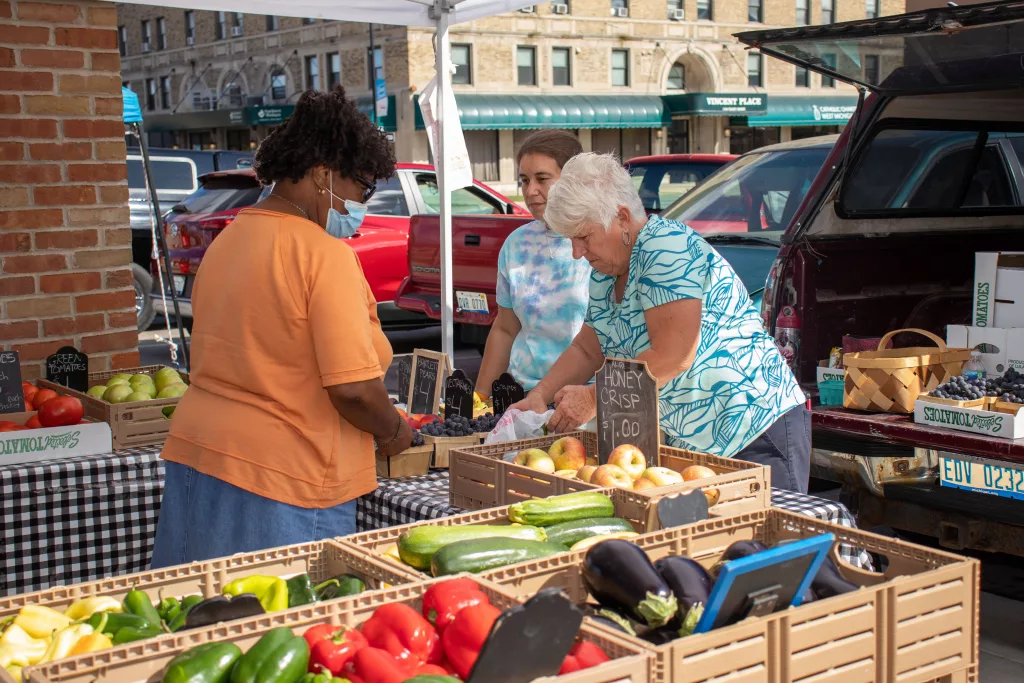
[586,215,805,457]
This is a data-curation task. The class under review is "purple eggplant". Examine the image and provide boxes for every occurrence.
[709,539,768,580]
[654,557,711,636]
[639,627,678,645]
[811,556,858,599]
[582,540,678,628]
[580,604,639,637]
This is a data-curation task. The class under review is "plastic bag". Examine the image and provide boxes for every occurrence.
[484,409,554,448]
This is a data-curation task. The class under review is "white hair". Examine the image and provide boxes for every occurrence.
[544,152,647,237]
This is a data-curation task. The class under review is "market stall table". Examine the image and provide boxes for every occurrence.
[357,469,875,569]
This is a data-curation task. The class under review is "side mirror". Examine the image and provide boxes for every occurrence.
[506,202,516,215]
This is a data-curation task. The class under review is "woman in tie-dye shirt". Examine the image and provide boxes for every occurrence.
[474,131,592,396]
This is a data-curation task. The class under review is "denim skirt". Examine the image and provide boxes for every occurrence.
[150,461,357,569]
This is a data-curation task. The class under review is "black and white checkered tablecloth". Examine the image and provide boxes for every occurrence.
[1,446,164,596]
[357,471,875,570]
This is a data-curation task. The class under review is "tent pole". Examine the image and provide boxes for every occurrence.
[137,124,191,371]
[435,7,454,364]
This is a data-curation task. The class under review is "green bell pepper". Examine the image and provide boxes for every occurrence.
[163,642,243,683]
[313,575,365,602]
[159,597,182,623]
[112,625,164,644]
[285,575,317,608]
[167,595,205,632]
[223,576,289,613]
[230,627,309,683]
[123,588,162,627]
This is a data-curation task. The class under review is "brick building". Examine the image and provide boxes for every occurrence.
[1,0,139,380]
[118,0,904,193]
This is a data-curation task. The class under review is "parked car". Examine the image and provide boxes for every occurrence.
[736,2,1024,555]
[154,163,529,331]
[129,147,253,330]
[395,154,734,346]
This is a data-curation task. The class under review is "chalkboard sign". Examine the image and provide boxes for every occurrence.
[0,351,25,414]
[492,372,525,416]
[445,369,474,419]
[392,354,412,404]
[596,357,659,467]
[408,349,448,416]
[45,346,89,393]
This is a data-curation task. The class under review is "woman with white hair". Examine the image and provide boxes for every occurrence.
[510,153,810,492]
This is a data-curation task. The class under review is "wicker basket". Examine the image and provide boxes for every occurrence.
[843,328,971,414]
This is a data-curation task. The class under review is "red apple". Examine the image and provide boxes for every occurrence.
[608,444,647,480]
[681,465,720,507]
[639,466,684,488]
[592,464,633,489]
[576,465,598,483]
[632,477,659,491]
[548,436,587,472]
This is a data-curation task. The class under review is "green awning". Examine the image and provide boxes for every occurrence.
[141,96,397,133]
[414,94,669,131]
[731,95,858,127]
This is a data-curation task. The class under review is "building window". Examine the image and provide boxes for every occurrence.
[266,16,278,31]
[747,51,762,87]
[611,49,629,86]
[517,46,536,86]
[216,11,226,40]
[140,20,151,50]
[271,72,287,101]
[795,66,809,87]
[667,0,683,17]
[865,0,878,18]
[367,46,383,88]
[552,47,571,86]
[156,17,166,50]
[303,18,316,24]
[697,0,712,19]
[305,55,319,90]
[821,52,836,87]
[795,0,808,24]
[233,12,243,33]
[452,44,472,85]
[611,0,628,14]
[184,11,195,43]
[667,62,685,90]
[821,0,833,23]
[864,54,880,85]
[160,76,171,108]
[117,25,126,56]
[145,78,156,111]
[327,52,341,89]
[748,0,762,22]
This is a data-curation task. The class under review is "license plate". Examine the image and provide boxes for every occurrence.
[456,291,489,314]
[939,453,1024,501]
[173,275,186,295]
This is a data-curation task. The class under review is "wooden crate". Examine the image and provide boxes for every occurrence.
[25,577,654,683]
[449,431,769,526]
[424,433,482,468]
[38,365,189,450]
[376,443,434,478]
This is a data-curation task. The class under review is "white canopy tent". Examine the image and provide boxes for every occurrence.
[112,0,536,361]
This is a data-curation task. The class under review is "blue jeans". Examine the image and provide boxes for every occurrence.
[150,461,357,569]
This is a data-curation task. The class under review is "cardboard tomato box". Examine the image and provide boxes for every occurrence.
[0,412,112,466]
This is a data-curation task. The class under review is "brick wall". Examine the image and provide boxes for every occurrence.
[1,0,139,380]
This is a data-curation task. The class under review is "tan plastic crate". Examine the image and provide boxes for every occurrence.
[484,508,979,683]
[25,576,654,683]
[449,431,769,526]
[38,366,190,450]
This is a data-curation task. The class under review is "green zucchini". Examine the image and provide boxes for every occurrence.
[430,537,567,576]
[398,524,547,571]
[544,517,636,548]
[507,491,615,526]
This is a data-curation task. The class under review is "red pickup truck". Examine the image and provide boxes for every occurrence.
[394,154,733,346]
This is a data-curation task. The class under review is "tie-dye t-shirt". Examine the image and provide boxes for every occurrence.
[586,215,804,457]
[496,220,592,390]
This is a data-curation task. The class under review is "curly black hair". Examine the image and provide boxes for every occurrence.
[253,85,396,185]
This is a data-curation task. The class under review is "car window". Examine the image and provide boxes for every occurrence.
[171,176,262,214]
[628,162,724,212]
[661,147,830,239]
[843,127,1020,214]
[367,176,409,216]
[415,174,502,215]
[127,157,198,192]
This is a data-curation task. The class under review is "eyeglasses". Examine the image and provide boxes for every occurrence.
[353,174,377,204]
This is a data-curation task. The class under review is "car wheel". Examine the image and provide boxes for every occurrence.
[133,263,156,331]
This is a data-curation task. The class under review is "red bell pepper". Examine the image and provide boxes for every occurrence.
[422,578,491,633]
[304,624,368,675]
[441,602,501,679]
[360,603,443,667]
[349,647,409,683]
[559,641,611,674]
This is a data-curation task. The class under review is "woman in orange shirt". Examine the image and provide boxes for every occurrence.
[151,87,412,567]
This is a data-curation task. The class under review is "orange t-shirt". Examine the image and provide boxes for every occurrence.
[161,208,393,508]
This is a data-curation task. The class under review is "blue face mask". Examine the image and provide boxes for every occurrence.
[324,174,367,239]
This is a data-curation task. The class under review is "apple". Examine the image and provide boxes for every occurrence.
[681,465,720,507]
[86,386,108,399]
[576,465,598,483]
[592,464,633,489]
[131,382,158,399]
[640,467,684,488]
[106,377,130,388]
[155,367,181,383]
[109,373,132,384]
[125,391,153,402]
[513,448,546,466]
[513,448,555,473]
[155,369,183,393]
[157,384,188,399]
[554,469,578,479]
[632,477,659,491]
[608,444,647,480]
[103,384,134,404]
[548,436,587,472]
[586,455,598,466]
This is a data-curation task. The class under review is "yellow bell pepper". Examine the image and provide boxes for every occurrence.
[0,626,48,666]
[64,597,122,621]
[222,576,289,613]
[13,605,71,640]
[66,632,112,656]
[37,623,93,664]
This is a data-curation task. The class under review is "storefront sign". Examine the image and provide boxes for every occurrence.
[812,103,857,123]
[596,357,659,466]
[247,105,295,126]
[664,93,768,116]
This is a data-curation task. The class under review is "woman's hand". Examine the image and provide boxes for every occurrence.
[508,391,549,415]
[377,413,414,457]
[548,385,596,433]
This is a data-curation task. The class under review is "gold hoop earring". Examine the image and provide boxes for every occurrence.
[621,230,631,246]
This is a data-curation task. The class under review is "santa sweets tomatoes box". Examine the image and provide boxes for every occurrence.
[0,413,112,466]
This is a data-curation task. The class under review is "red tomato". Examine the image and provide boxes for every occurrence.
[32,389,58,411]
[25,416,42,429]
[22,382,38,400]
[0,421,18,432]
[37,396,84,428]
